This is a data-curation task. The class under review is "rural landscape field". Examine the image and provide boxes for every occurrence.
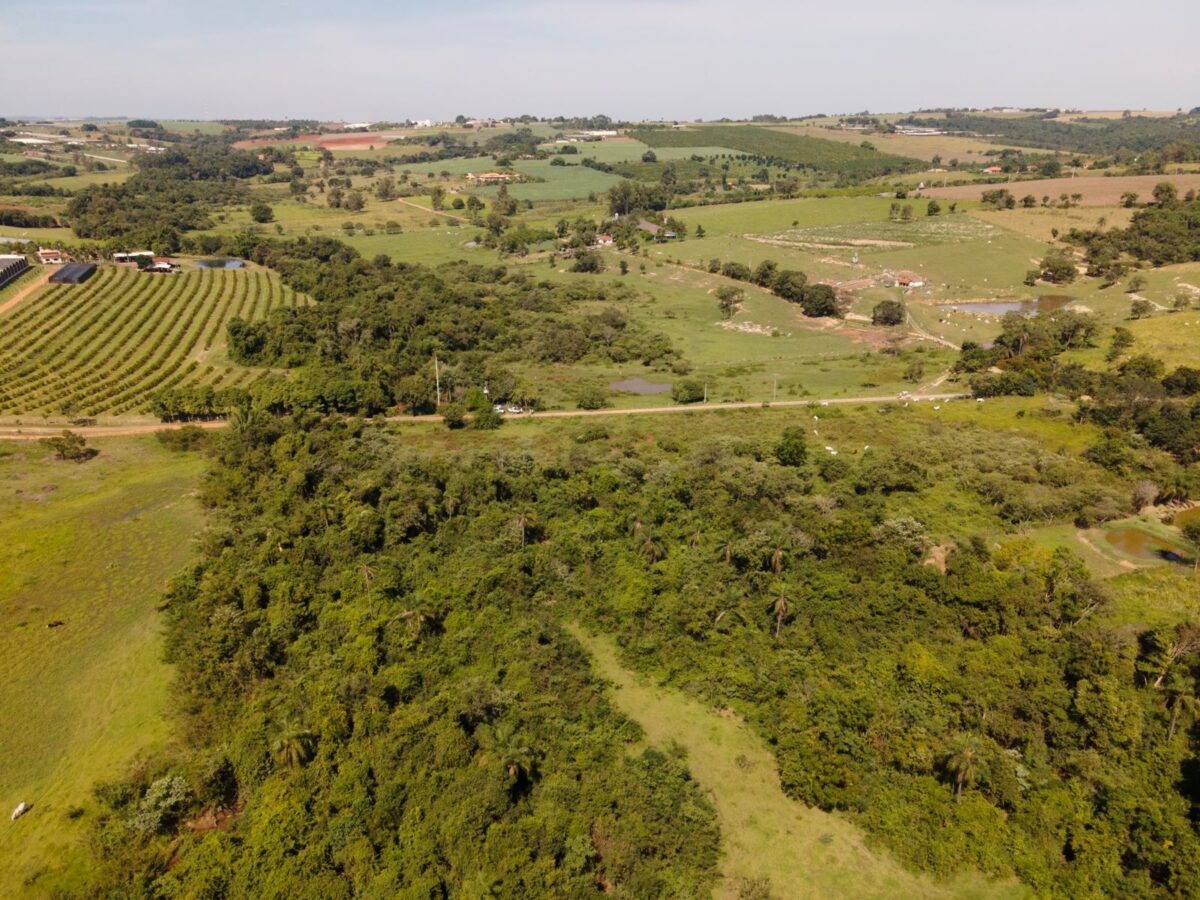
[3,2,1200,897]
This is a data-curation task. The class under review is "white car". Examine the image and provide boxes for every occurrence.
[493,404,505,412]
[506,406,523,414]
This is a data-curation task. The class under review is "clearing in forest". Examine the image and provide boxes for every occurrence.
[571,626,1021,900]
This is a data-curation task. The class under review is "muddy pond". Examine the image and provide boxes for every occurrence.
[938,295,1075,317]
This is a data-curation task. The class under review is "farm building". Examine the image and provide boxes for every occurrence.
[145,258,180,273]
[49,263,97,284]
[895,271,926,288]
[37,248,69,265]
[467,172,514,184]
[113,251,154,265]
[595,234,614,246]
[0,254,30,289]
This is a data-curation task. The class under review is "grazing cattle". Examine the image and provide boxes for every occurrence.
[11,802,28,821]
[47,620,65,628]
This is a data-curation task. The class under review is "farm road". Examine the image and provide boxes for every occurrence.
[0,392,969,441]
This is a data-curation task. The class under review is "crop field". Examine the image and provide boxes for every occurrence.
[768,124,1023,162]
[0,266,306,415]
[0,436,205,892]
[926,172,1200,206]
[632,124,924,177]
[747,214,999,253]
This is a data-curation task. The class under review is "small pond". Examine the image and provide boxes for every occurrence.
[938,295,1074,317]
[1104,528,1188,562]
[609,377,671,395]
[1172,506,1200,530]
[195,258,244,269]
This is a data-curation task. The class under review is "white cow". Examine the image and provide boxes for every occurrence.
[11,802,28,821]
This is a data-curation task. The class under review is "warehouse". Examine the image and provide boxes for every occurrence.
[49,263,97,285]
[0,254,30,290]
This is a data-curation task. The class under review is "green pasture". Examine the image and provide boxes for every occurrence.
[471,159,623,201]
[0,436,205,893]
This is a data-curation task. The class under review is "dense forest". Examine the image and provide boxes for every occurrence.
[162,236,679,419]
[898,113,1200,155]
[76,399,1200,896]
[65,142,274,249]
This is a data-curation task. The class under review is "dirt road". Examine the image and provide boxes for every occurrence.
[0,269,52,316]
[0,392,969,442]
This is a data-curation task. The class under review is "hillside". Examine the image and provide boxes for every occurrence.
[632,125,925,179]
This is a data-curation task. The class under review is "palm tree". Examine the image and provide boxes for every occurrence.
[1166,685,1200,741]
[642,535,661,565]
[773,596,788,639]
[272,725,316,769]
[945,742,980,802]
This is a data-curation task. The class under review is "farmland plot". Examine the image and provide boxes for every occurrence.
[0,266,306,415]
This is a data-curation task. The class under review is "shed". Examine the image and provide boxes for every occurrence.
[50,263,97,284]
[0,254,30,289]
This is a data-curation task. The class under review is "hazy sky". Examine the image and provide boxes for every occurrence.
[4,0,1198,121]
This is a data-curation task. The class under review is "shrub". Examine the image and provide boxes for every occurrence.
[672,379,706,404]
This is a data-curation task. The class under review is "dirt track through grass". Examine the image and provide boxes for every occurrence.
[571,626,1022,899]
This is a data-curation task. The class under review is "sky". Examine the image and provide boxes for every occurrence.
[3,0,1198,121]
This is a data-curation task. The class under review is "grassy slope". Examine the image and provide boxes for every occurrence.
[632,125,923,177]
[571,626,1021,899]
[0,437,205,892]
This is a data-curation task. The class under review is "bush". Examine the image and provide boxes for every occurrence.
[574,385,610,410]
[442,402,467,429]
[871,300,906,326]
[472,407,503,430]
[249,202,274,224]
[774,427,808,467]
[156,425,210,452]
[672,379,706,404]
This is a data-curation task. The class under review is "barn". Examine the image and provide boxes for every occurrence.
[49,263,97,285]
[0,254,30,290]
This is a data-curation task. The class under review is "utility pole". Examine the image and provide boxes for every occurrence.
[434,353,441,407]
[703,378,708,403]
[773,373,778,402]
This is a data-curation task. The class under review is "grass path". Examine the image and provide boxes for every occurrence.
[0,437,205,892]
[571,626,1023,900]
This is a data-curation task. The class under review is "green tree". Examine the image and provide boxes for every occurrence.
[249,202,274,224]
[717,285,744,319]
[40,430,95,462]
[774,427,808,467]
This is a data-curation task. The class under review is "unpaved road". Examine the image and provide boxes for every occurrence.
[0,269,52,316]
[0,392,969,441]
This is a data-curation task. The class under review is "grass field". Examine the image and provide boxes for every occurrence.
[0,436,205,893]
[571,626,1020,899]
[0,266,307,415]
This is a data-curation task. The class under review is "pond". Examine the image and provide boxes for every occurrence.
[1104,527,1188,563]
[195,258,244,269]
[938,295,1075,317]
[609,377,671,395]
[1172,506,1200,530]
